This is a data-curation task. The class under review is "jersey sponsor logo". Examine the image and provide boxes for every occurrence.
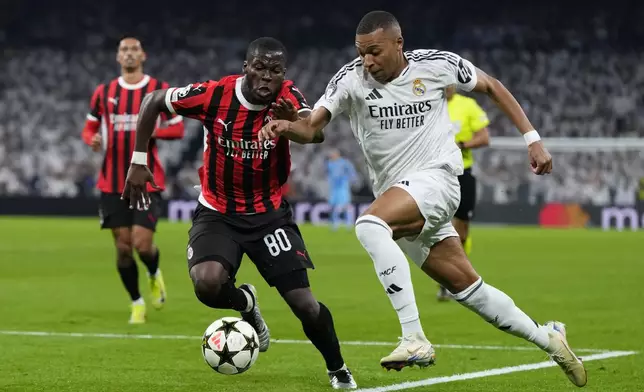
[412,79,426,96]
[368,101,432,130]
[216,136,277,160]
[109,113,138,131]
[397,180,410,186]
[214,117,276,159]
[457,59,473,84]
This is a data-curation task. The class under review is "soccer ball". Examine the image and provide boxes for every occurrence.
[201,317,260,375]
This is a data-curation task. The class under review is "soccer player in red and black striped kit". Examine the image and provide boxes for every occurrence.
[82,37,185,324]
[122,37,357,389]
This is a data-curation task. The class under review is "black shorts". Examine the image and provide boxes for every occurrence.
[187,200,314,286]
[99,192,162,231]
[454,168,476,221]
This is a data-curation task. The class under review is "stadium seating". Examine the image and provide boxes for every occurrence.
[1,0,642,204]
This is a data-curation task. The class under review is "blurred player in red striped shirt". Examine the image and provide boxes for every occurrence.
[121,37,357,389]
[82,37,184,324]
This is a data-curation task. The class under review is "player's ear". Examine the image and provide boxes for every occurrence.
[242,61,248,74]
[141,51,147,63]
[396,36,404,51]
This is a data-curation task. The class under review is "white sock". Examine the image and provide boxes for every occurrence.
[453,278,549,350]
[328,363,347,373]
[355,215,424,337]
[241,289,254,313]
[132,297,145,306]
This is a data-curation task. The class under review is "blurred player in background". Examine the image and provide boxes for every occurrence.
[82,37,185,324]
[122,37,357,389]
[437,86,490,301]
[326,149,357,230]
[260,11,586,388]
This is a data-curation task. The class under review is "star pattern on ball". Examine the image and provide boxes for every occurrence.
[216,320,241,335]
[215,337,240,368]
[201,333,211,356]
[242,333,259,361]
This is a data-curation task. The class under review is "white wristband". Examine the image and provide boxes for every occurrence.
[131,151,148,165]
[523,130,541,146]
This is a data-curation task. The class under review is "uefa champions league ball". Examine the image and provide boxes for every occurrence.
[201,317,260,375]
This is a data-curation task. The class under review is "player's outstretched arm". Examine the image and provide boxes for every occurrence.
[121,89,166,210]
[472,68,552,175]
[471,70,534,136]
[259,106,330,144]
[135,89,168,150]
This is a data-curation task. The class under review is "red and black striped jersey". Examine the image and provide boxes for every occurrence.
[82,75,185,194]
[164,75,310,214]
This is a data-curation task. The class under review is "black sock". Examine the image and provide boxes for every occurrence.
[301,302,344,371]
[195,279,248,311]
[117,258,141,301]
[138,248,159,276]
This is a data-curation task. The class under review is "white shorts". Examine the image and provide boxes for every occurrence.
[390,169,461,268]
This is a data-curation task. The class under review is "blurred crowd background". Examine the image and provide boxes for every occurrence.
[1,0,642,206]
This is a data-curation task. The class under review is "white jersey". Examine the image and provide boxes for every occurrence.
[314,49,478,195]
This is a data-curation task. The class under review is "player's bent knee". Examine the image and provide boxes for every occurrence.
[132,234,153,254]
[190,261,230,300]
[115,240,133,263]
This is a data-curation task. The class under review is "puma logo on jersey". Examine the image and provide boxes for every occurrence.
[216,118,232,133]
[108,97,119,105]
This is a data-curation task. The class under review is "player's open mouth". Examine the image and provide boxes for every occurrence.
[256,87,272,96]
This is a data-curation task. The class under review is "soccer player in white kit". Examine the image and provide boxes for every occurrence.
[259,11,587,388]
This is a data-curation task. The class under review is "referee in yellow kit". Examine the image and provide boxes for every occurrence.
[438,86,491,301]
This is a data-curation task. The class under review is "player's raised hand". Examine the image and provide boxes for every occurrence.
[121,164,160,210]
[271,98,298,121]
[91,134,102,152]
[258,120,291,143]
[528,141,553,175]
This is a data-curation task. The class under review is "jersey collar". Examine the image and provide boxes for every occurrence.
[235,77,268,111]
[118,74,150,90]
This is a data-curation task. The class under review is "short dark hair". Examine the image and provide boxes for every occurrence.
[119,36,140,44]
[356,11,400,35]
[246,37,287,63]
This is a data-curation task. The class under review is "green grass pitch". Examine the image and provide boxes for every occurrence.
[0,217,642,391]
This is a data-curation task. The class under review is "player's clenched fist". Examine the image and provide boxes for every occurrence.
[528,141,553,175]
[258,119,291,142]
